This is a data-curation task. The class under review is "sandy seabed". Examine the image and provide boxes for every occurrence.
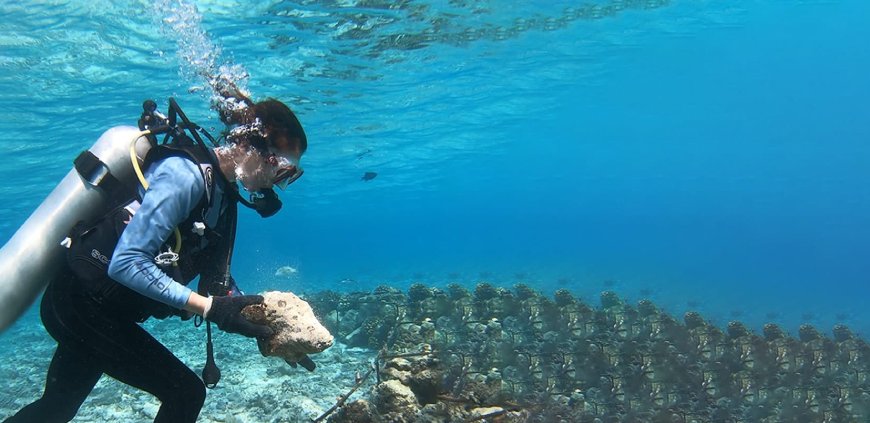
[0,317,375,422]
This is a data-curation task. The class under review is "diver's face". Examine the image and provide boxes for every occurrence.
[234,146,274,192]
[221,141,301,192]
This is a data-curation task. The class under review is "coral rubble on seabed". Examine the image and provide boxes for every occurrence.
[309,283,870,423]
[3,282,870,422]
[0,317,376,422]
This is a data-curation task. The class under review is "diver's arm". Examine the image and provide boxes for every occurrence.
[186,293,213,316]
[107,156,211,314]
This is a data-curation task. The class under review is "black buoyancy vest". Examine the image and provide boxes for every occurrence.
[66,136,237,320]
[143,140,237,286]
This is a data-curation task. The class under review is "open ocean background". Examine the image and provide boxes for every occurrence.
[1,0,869,372]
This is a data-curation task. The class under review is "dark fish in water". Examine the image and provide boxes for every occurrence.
[361,172,377,181]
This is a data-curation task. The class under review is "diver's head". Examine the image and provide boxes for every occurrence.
[216,99,307,192]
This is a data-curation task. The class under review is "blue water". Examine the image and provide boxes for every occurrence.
[1,0,869,340]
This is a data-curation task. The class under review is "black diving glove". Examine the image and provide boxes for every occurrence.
[207,295,274,339]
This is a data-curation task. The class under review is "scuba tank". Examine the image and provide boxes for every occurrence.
[0,126,153,332]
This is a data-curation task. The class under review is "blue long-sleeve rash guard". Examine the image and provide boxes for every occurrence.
[107,156,205,310]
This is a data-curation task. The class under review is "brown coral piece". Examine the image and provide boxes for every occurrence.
[241,291,334,362]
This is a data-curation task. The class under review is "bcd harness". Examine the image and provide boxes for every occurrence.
[68,100,234,311]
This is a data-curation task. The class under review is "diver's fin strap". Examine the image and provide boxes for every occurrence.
[74,151,132,199]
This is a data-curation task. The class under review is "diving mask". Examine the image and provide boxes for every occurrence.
[267,149,303,190]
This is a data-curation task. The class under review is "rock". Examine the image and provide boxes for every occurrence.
[385,357,413,372]
[381,354,442,406]
[373,380,419,416]
[327,399,373,423]
[405,368,441,406]
[241,291,334,362]
[381,367,408,384]
[470,406,504,419]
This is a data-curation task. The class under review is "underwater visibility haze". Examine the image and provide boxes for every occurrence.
[1,0,869,421]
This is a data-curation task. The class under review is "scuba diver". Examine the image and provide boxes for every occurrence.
[3,85,307,422]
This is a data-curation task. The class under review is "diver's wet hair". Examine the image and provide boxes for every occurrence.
[252,99,307,155]
[217,87,306,156]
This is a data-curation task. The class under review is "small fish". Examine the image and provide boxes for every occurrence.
[361,171,377,181]
[275,265,299,277]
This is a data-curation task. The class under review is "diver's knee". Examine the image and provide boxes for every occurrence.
[187,379,206,409]
[159,376,205,419]
[173,373,205,409]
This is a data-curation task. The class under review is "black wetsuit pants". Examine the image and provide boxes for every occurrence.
[4,273,205,423]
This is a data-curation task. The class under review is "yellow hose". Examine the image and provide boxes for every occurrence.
[130,132,183,255]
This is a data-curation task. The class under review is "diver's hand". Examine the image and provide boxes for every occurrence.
[206,295,274,339]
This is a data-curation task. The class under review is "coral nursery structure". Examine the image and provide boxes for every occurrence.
[307,283,870,422]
